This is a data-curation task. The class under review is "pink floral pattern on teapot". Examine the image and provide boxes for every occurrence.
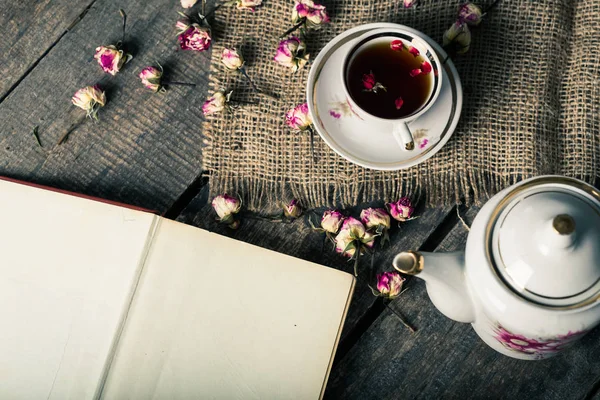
[493,324,587,359]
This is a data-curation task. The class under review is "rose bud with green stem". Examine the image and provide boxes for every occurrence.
[370,271,416,333]
[212,194,242,229]
[285,102,317,161]
[282,0,330,37]
[361,207,391,247]
[387,196,418,223]
[310,209,345,248]
[274,37,310,73]
[335,217,377,276]
[94,10,132,75]
[176,13,212,52]
[71,85,106,121]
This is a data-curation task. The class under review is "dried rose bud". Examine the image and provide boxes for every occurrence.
[321,210,345,234]
[443,21,472,54]
[408,46,420,57]
[72,85,106,120]
[139,66,163,92]
[274,37,310,73]
[458,2,482,26]
[403,0,417,7]
[390,39,404,51]
[362,71,386,93]
[180,0,198,8]
[221,48,245,70]
[285,103,312,131]
[292,0,330,30]
[202,91,228,115]
[387,197,415,222]
[376,271,405,299]
[235,0,262,11]
[360,208,391,230]
[212,194,242,228]
[395,97,404,110]
[421,61,432,74]
[94,45,129,75]
[409,68,422,77]
[362,73,376,90]
[283,199,303,218]
[177,21,211,51]
[334,217,375,257]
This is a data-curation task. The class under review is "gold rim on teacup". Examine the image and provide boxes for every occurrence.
[341,27,443,151]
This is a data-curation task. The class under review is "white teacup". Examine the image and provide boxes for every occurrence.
[341,27,443,150]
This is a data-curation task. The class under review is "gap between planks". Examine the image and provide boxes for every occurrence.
[0,0,98,106]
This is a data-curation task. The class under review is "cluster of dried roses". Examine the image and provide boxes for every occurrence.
[201,0,330,119]
[211,193,416,275]
[69,0,225,121]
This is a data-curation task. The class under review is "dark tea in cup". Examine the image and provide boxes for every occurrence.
[344,38,435,119]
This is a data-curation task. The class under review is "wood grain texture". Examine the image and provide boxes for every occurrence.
[0,0,96,100]
[325,206,600,400]
[175,186,454,344]
[0,0,212,212]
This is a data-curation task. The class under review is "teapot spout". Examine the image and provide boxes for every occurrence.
[393,251,475,323]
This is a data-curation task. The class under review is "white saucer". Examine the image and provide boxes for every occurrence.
[306,23,463,171]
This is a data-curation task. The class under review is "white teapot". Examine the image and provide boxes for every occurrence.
[393,176,600,360]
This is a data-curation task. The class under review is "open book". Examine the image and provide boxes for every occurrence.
[0,178,355,400]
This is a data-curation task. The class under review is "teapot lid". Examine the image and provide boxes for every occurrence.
[488,177,600,308]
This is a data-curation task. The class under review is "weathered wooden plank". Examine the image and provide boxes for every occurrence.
[325,206,600,400]
[175,185,455,345]
[0,0,96,100]
[0,0,212,212]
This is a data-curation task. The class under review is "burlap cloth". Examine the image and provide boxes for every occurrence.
[202,0,600,210]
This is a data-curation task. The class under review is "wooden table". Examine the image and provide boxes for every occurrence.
[2,1,599,398]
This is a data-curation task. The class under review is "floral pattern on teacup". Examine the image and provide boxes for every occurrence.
[493,324,587,359]
[413,128,431,149]
[328,98,363,120]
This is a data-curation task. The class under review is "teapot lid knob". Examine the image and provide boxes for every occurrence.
[552,214,575,235]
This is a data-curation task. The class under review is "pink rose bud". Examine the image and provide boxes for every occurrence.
[321,210,345,234]
[292,0,330,29]
[408,46,420,57]
[283,199,303,218]
[212,194,242,228]
[403,0,417,7]
[94,45,127,75]
[235,0,263,11]
[443,21,472,54]
[221,48,245,70]
[139,66,163,92]
[274,37,310,73]
[458,2,482,26]
[387,197,415,222]
[202,91,227,115]
[180,0,198,8]
[390,39,404,51]
[376,271,405,299]
[362,72,376,90]
[334,217,375,257]
[72,85,106,119]
[421,61,432,74]
[360,208,391,230]
[409,68,422,77]
[285,103,313,131]
[395,97,404,110]
[178,23,211,51]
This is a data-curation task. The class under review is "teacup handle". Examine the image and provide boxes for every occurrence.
[392,122,415,151]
